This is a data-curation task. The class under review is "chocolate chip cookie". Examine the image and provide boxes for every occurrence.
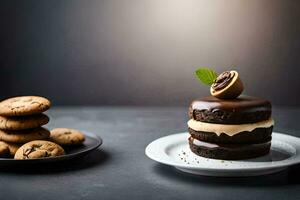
[0,114,49,130]
[14,140,65,159]
[50,128,85,146]
[0,96,51,116]
[0,127,50,143]
[0,141,10,158]
[0,141,21,156]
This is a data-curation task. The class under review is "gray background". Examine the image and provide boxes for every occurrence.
[1,0,299,106]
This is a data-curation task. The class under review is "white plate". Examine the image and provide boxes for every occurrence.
[145,132,300,177]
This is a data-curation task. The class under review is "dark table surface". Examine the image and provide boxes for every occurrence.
[0,106,299,200]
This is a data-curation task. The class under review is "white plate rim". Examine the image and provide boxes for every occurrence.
[145,132,300,172]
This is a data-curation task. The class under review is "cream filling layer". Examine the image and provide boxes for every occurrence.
[192,138,271,149]
[188,118,274,136]
[192,139,219,148]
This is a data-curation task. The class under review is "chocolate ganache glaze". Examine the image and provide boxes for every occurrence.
[189,95,271,124]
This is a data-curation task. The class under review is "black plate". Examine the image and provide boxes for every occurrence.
[0,132,102,166]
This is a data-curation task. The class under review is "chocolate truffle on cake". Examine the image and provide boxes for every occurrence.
[189,69,274,160]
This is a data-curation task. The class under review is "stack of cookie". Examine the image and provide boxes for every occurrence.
[0,96,86,160]
[0,96,51,157]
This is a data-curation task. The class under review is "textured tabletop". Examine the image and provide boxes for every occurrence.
[0,106,299,200]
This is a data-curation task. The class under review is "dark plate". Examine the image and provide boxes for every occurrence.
[0,131,102,166]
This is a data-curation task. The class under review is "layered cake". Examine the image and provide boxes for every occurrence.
[189,69,274,160]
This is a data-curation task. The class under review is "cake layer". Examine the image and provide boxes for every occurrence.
[189,96,271,124]
[188,120,273,144]
[188,136,271,160]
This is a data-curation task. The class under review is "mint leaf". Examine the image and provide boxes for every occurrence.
[195,68,218,86]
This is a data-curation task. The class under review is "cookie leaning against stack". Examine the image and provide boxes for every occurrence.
[50,128,85,146]
[0,96,51,158]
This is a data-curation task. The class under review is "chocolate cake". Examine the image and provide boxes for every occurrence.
[189,69,274,160]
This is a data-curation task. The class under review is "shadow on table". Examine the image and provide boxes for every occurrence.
[0,149,110,174]
[152,163,300,186]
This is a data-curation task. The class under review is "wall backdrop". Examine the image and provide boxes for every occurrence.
[1,0,299,106]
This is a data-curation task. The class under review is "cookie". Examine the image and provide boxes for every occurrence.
[0,127,50,143]
[50,128,85,146]
[0,114,49,130]
[189,136,271,160]
[0,141,10,158]
[189,96,271,124]
[14,140,65,159]
[0,141,21,156]
[0,96,51,116]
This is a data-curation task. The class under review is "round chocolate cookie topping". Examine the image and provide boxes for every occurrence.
[212,71,234,91]
[210,70,244,99]
[189,96,271,124]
